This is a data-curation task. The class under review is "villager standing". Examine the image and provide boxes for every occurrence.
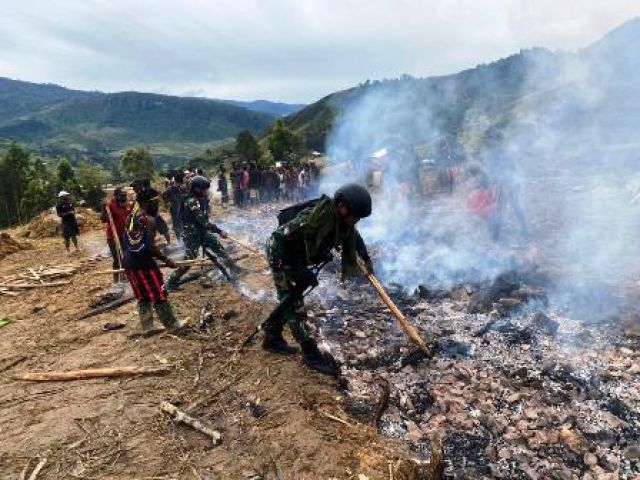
[161,172,187,242]
[263,183,374,375]
[240,163,250,207]
[165,176,236,290]
[230,163,242,207]
[122,188,181,332]
[101,187,132,283]
[56,191,80,255]
[217,166,229,209]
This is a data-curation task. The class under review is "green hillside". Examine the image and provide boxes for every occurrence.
[0,79,276,165]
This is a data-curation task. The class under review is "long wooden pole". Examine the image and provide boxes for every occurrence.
[14,366,170,382]
[104,203,124,270]
[358,260,431,355]
[90,259,212,275]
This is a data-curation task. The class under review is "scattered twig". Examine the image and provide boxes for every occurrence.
[0,355,27,374]
[26,457,47,480]
[160,401,222,445]
[319,410,355,428]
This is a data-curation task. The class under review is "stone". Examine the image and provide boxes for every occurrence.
[498,448,512,460]
[524,408,538,420]
[584,452,598,467]
[624,444,640,460]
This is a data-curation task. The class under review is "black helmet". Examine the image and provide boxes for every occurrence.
[334,183,372,218]
[190,175,211,191]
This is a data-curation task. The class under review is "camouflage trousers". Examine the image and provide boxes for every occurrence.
[166,229,227,286]
[264,234,311,343]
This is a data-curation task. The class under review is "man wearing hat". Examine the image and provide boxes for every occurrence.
[56,191,80,254]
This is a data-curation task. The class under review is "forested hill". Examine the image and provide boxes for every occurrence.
[285,17,640,156]
[0,78,276,164]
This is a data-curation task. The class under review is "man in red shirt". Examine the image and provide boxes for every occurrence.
[101,187,133,283]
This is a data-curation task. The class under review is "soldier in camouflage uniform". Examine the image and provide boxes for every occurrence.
[264,183,374,375]
[165,176,235,289]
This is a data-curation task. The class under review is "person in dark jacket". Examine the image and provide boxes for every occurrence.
[56,191,80,254]
[264,183,374,375]
[160,173,187,241]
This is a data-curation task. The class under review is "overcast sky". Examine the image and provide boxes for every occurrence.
[0,0,638,103]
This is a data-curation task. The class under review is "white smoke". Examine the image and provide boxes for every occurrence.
[319,26,640,319]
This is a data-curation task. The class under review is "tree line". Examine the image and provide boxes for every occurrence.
[0,143,162,229]
[196,119,305,169]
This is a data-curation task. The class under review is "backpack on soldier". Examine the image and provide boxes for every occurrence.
[277,195,325,226]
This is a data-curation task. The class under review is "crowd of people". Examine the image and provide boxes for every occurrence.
[223,161,321,208]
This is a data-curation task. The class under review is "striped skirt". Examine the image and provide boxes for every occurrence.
[125,267,167,302]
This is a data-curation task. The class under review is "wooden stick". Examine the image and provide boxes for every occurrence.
[358,260,431,355]
[14,366,170,382]
[160,401,222,445]
[27,458,47,480]
[0,281,70,289]
[91,259,211,275]
[104,203,124,270]
[226,235,263,256]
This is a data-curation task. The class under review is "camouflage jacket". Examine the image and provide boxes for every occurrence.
[182,193,221,235]
[270,196,368,279]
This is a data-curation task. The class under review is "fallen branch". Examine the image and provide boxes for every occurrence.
[0,281,70,289]
[160,401,222,445]
[78,293,135,320]
[15,366,170,382]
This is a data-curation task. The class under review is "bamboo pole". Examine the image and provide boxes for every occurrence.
[358,260,431,355]
[14,366,170,382]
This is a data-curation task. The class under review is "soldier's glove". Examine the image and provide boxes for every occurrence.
[293,267,319,291]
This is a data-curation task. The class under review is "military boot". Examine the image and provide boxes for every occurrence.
[262,327,298,354]
[301,339,340,376]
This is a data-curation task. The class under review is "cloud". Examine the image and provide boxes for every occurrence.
[0,0,638,102]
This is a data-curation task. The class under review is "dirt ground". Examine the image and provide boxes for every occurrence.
[0,220,428,480]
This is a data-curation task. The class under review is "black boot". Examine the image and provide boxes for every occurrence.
[301,340,340,376]
[262,329,298,354]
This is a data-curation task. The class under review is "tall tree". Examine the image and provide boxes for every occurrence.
[21,158,56,219]
[56,158,82,198]
[267,119,302,165]
[0,143,31,226]
[77,164,106,211]
[121,147,155,180]
[235,130,261,163]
